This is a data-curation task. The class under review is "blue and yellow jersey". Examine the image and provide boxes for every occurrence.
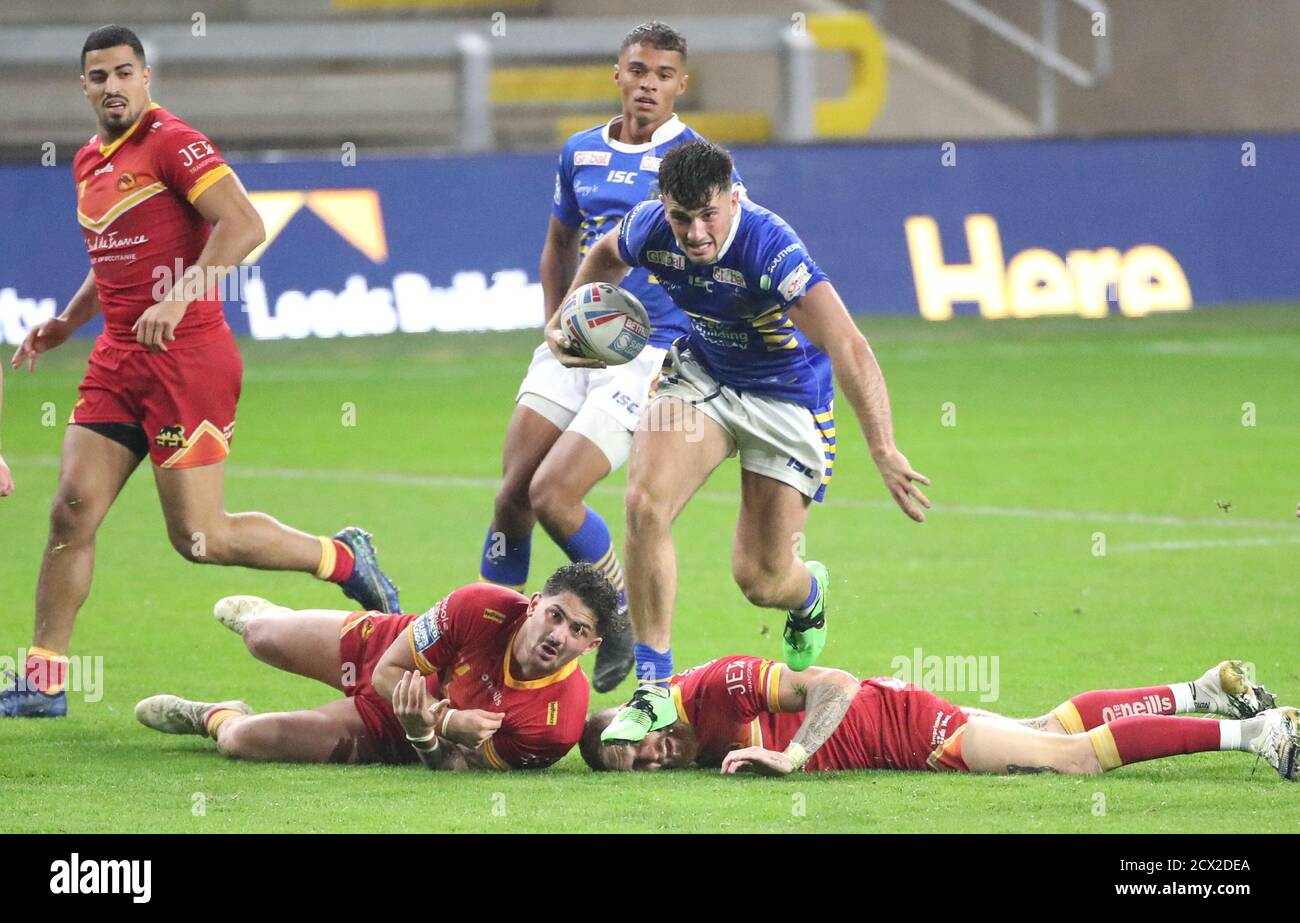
[552,114,743,349]
[617,197,832,409]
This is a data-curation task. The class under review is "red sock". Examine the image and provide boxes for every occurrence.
[316,537,356,583]
[1053,685,1177,733]
[25,648,68,694]
[1088,715,1222,770]
[329,540,356,582]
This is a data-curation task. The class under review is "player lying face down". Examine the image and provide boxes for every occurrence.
[135,564,621,771]
[581,656,1298,781]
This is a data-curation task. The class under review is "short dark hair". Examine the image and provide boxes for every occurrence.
[578,709,620,771]
[542,563,622,640]
[620,21,687,59]
[658,140,734,211]
[82,25,145,72]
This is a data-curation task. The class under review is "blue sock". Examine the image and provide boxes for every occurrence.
[795,573,820,616]
[560,506,628,611]
[634,644,673,685]
[479,525,531,590]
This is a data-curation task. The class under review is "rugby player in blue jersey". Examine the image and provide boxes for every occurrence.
[479,23,741,693]
[544,140,931,741]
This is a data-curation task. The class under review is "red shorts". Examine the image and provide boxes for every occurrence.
[338,612,442,764]
[70,327,242,468]
[811,678,970,773]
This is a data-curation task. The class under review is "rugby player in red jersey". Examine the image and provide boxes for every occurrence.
[134,563,619,770]
[581,656,1299,781]
[2,26,399,718]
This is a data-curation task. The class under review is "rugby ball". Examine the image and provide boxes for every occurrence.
[559,283,652,366]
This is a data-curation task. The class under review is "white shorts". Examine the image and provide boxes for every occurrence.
[653,346,835,502]
[516,342,669,470]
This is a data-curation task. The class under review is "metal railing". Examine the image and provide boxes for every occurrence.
[868,0,1111,132]
[0,16,884,151]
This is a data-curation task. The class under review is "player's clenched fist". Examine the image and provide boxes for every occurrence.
[10,317,75,372]
[444,708,505,749]
[720,746,795,777]
[391,669,440,738]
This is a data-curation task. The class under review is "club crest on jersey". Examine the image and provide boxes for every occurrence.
[713,267,746,288]
[640,155,661,172]
[116,172,137,192]
[574,150,612,166]
[647,250,684,270]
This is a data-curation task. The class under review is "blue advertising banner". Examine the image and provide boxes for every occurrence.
[2,132,1297,345]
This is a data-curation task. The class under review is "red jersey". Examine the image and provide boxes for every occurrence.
[72,103,234,349]
[409,584,591,770]
[670,656,969,773]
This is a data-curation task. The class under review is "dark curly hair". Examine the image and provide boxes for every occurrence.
[542,562,623,639]
[620,22,687,59]
[658,140,734,211]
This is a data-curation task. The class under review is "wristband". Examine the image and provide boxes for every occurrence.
[440,708,457,738]
[405,726,437,744]
[784,742,809,771]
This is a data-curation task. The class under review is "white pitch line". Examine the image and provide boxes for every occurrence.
[12,453,1297,534]
[1112,536,1300,553]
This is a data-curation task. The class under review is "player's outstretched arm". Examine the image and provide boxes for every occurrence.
[132,172,266,352]
[789,281,931,523]
[721,665,861,777]
[539,216,582,323]
[10,269,100,373]
[543,226,632,369]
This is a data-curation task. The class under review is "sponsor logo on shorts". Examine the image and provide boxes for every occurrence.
[647,249,684,270]
[574,150,612,166]
[785,457,817,479]
[930,710,955,748]
[778,261,812,302]
[547,701,559,725]
[154,424,186,449]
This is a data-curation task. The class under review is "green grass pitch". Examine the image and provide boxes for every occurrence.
[1,305,1297,833]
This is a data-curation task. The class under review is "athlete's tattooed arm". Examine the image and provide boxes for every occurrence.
[721,665,861,777]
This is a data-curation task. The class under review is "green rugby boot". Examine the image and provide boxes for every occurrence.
[600,683,677,744]
[783,561,829,671]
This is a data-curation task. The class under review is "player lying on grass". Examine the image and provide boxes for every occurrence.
[135,563,619,770]
[581,656,1299,781]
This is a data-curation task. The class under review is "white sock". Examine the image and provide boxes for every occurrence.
[1172,681,1198,713]
[1219,720,1242,751]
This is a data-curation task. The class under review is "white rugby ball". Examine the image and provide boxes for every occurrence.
[559,282,652,366]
